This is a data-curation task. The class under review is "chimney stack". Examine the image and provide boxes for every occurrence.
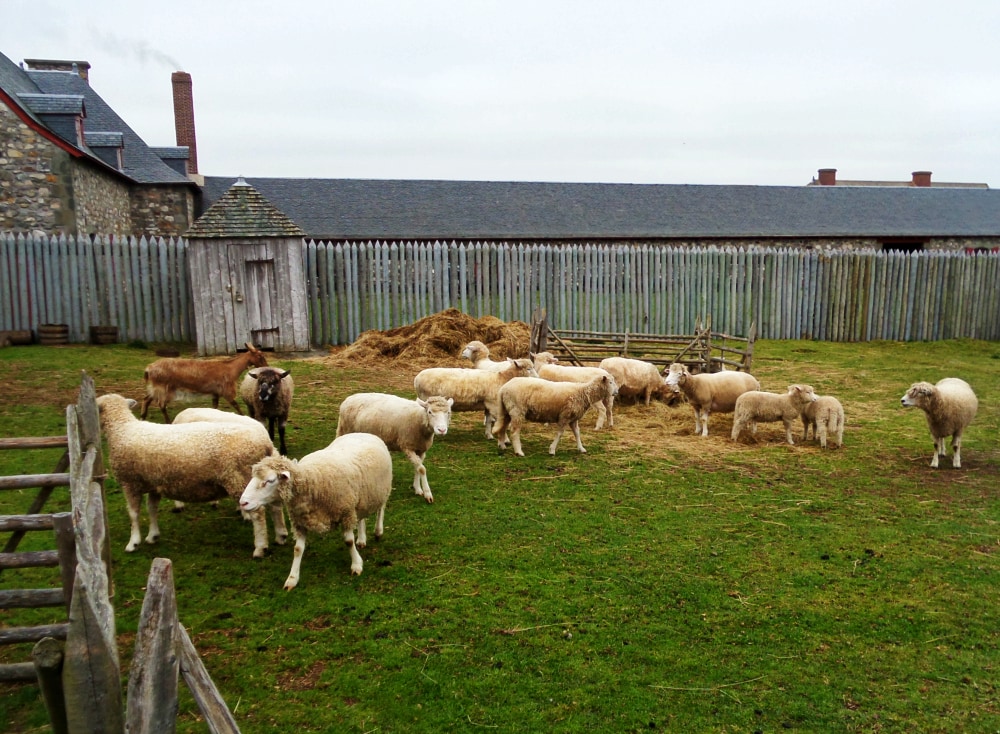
[171,71,198,175]
[817,168,837,186]
[911,171,932,187]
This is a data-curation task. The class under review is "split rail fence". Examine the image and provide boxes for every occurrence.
[2,232,999,348]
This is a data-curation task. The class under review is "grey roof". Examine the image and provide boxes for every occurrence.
[188,179,306,239]
[85,131,123,147]
[17,92,84,114]
[201,176,1000,241]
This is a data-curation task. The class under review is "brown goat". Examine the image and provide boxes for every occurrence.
[140,342,268,422]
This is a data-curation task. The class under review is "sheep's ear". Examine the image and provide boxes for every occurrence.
[446,397,454,408]
[126,398,138,410]
[529,352,536,359]
[416,398,428,409]
[279,470,292,481]
[279,370,290,379]
[248,368,260,378]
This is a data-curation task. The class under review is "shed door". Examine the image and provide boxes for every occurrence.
[228,245,280,350]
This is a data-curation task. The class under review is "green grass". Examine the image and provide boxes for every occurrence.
[1,339,999,733]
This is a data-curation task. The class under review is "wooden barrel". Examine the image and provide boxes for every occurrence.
[89,325,119,345]
[0,330,33,346]
[36,324,69,345]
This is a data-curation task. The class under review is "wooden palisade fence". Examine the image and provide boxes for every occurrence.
[0,374,240,733]
[2,232,999,350]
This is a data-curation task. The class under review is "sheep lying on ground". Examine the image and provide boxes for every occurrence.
[461,340,508,371]
[96,394,284,558]
[493,374,619,456]
[531,352,616,429]
[599,356,670,406]
[731,384,818,444]
[239,433,394,588]
[664,363,761,437]
[901,378,978,468]
[336,393,453,503]
[240,367,294,455]
[414,358,537,439]
[140,342,268,422]
[801,395,845,449]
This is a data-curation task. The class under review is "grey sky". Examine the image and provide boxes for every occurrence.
[5,0,999,186]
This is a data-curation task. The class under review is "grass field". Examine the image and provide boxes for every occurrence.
[1,338,998,733]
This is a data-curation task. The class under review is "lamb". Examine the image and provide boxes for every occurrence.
[239,432,394,588]
[599,356,670,406]
[492,374,619,456]
[901,378,978,468]
[800,395,845,449]
[731,384,818,444]
[664,363,761,437]
[414,358,537,439]
[461,340,508,371]
[96,393,286,559]
[140,342,268,423]
[531,351,616,429]
[336,393,453,503]
[240,367,294,455]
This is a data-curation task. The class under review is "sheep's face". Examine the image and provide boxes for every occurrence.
[663,363,688,391]
[901,382,935,408]
[461,341,487,361]
[788,384,818,405]
[253,370,290,403]
[240,462,289,511]
[512,358,539,378]
[418,396,453,436]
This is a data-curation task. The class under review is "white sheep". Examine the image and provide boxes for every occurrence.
[664,363,761,437]
[531,351,616,429]
[239,432,394,588]
[414,358,537,439]
[96,394,285,559]
[240,367,294,455]
[492,374,619,456]
[731,384,818,444]
[901,378,978,468]
[461,340,508,371]
[336,393,453,504]
[598,356,670,406]
[800,395,845,449]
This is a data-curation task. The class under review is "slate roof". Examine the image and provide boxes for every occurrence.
[188,179,306,239]
[201,176,1000,241]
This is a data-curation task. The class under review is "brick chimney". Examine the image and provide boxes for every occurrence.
[171,71,198,175]
[817,168,837,186]
[24,58,91,82]
[911,171,932,187]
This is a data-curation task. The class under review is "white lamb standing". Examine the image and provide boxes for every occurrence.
[492,374,619,456]
[96,394,285,559]
[731,384,818,444]
[240,432,394,588]
[664,363,761,437]
[901,378,978,468]
[800,395,845,449]
[599,356,670,406]
[531,351,616,429]
[336,393,453,504]
[461,340,509,371]
[414,357,537,439]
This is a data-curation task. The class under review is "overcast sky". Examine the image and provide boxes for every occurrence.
[5,0,999,186]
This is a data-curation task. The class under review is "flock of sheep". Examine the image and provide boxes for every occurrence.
[94,339,979,590]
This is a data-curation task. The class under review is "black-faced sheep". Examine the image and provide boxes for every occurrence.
[414,358,537,439]
[664,363,761,437]
[492,374,619,456]
[336,393,453,503]
[240,367,294,455]
[531,351,616,429]
[96,393,285,559]
[801,395,845,449]
[901,378,978,468]
[239,432,394,588]
[731,384,818,444]
[140,342,268,423]
[599,356,670,406]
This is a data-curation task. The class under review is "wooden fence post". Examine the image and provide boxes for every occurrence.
[178,624,241,734]
[33,636,69,734]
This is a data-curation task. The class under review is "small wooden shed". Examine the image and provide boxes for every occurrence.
[186,178,311,355]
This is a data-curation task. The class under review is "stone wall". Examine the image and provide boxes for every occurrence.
[72,161,131,234]
[129,184,194,236]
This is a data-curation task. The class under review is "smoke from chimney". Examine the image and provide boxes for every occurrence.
[171,71,198,175]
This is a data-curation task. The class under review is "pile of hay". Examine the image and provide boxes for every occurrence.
[323,308,532,369]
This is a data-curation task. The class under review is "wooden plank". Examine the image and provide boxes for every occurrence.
[0,549,60,569]
[0,473,71,490]
[0,436,68,450]
[0,623,70,645]
[0,514,58,531]
[0,662,38,681]
[0,588,65,608]
[178,623,241,734]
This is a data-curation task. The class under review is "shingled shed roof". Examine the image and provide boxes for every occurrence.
[188,178,306,238]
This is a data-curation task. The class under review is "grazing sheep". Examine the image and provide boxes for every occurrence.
[731,384,818,444]
[239,433,394,588]
[240,367,294,455]
[901,378,978,468]
[96,394,285,559]
[664,363,761,437]
[140,342,268,423]
[599,356,670,406]
[336,393,453,503]
[801,395,845,449]
[531,351,616,429]
[414,358,537,439]
[492,374,619,456]
[461,340,508,371]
